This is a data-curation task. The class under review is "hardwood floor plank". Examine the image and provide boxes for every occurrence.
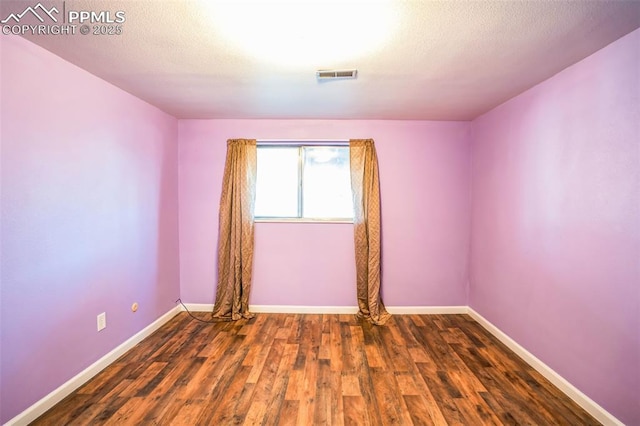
[394,371,419,395]
[519,369,600,425]
[167,399,205,426]
[330,370,345,426]
[343,395,370,426]
[101,396,150,425]
[284,368,303,401]
[329,314,344,373]
[404,366,449,424]
[113,362,167,398]
[228,382,256,424]
[65,402,111,425]
[341,324,359,373]
[253,340,291,425]
[319,331,331,360]
[276,400,299,426]
[243,401,267,426]
[75,364,126,396]
[371,366,411,425]
[142,393,188,424]
[403,395,437,426]
[379,322,413,373]
[203,365,252,425]
[29,394,92,425]
[453,396,502,426]
[416,363,473,424]
[356,361,385,425]
[176,357,214,400]
[97,378,134,402]
[341,373,361,396]
[312,359,331,425]
[363,344,385,368]
[32,312,601,426]
[71,397,128,425]
[297,343,320,425]
[479,391,521,425]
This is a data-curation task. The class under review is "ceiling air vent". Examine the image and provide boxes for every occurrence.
[316,69,358,80]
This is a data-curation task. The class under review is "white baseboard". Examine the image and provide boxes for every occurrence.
[181,303,214,312]
[5,306,182,426]
[387,306,467,314]
[251,305,359,314]
[182,304,466,315]
[467,308,623,426]
[182,304,359,314]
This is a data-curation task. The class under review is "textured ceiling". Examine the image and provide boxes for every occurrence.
[3,0,640,120]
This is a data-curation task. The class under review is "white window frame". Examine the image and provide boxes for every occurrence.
[254,140,353,223]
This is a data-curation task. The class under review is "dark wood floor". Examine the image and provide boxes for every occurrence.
[32,312,599,425]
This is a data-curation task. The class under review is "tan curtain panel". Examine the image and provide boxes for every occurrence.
[212,139,257,321]
[349,139,391,325]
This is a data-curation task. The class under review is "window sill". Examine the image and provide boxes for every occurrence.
[255,218,353,224]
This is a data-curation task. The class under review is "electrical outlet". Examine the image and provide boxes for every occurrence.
[97,312,106,331]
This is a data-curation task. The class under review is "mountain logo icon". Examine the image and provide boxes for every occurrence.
[1,3,59,24]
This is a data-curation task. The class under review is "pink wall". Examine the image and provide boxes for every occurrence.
[469,29,640,425]
[178,120,471,307]
[0,37,180,423]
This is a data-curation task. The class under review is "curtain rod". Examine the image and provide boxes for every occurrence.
[257,139,349,146]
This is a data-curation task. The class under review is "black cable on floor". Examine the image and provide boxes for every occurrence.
[175,298,218,323]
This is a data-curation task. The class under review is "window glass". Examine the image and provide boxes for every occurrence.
[254,147,299,218]
[302,147,353,219]
[254,145,353,221]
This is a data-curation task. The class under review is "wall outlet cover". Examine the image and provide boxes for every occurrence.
[97,312,106,331]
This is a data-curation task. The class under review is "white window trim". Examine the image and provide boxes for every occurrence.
[257,139,348,146]
[254,218,353,224]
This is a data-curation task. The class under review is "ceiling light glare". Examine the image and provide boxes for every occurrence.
[203,0,398,68]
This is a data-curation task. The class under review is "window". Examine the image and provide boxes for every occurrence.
[254,145,353,221]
